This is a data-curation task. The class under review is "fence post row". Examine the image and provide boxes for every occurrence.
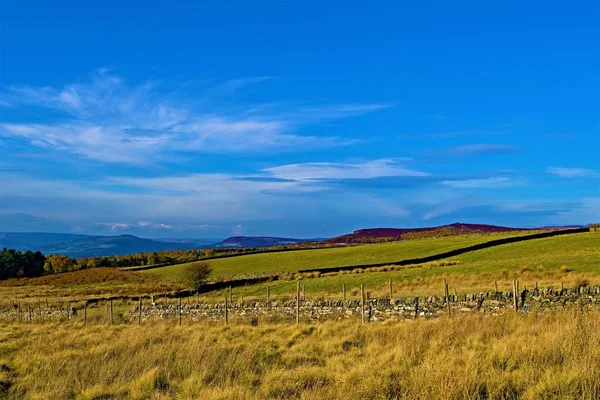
[11,278,590,325]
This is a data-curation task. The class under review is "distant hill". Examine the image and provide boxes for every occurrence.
[0,232,219,258]
[217,236,320,248]
[0,232,92,252]
[326,223,534,244]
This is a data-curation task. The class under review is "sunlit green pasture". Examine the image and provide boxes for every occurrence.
[201,232,600,301]
[142,233,533,280]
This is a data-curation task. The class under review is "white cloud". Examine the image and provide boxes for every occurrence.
[441,143,518,157]
[264,158,428,181]
[441,177,523,189]
[546,167,598,178]
[1,70,386,163]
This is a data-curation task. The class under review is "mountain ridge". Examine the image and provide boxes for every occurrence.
[325,222,559,244]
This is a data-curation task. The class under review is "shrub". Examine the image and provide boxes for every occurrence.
[182,261,212,291]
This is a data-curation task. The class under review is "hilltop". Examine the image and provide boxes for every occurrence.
[217,236,320,248]
[326,222,537,244]
[0,232,218,258]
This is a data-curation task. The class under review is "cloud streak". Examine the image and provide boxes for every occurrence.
[439,143,518,157]
[0,70,386,163]
[264,159,429,181]
[546,167,599,178]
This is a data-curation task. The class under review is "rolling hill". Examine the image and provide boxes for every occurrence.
[143,231,543,280]
[326,222,533,243]
[217,236,320,248]
[0,232,219,258]
[198,230,600,299]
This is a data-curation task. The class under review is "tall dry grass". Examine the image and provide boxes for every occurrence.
[1,310,600,399]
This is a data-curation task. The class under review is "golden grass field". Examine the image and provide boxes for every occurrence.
[2,311,600,399]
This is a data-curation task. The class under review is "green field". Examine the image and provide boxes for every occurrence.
[200,232,600,300]
[141,233,533,280]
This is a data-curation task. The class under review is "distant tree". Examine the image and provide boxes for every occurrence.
[44,254,76,274]
[183,261,212,291]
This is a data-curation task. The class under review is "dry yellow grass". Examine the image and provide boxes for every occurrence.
[2,311,600,399]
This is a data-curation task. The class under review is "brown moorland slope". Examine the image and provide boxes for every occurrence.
[326,222,540,244]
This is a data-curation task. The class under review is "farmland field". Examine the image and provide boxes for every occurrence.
[141,232,539,280]
[1,231,597,304]
[204,232,600,301]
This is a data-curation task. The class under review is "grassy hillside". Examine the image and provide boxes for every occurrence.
[0,268,183,305]
[142,232,533,280]
[2,311,600,399]
[208,232,600,301]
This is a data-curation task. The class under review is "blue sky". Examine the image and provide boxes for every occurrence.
[0,1,598,238]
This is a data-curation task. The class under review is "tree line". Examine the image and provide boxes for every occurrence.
[0,242,336,279]
[0,248,46,279]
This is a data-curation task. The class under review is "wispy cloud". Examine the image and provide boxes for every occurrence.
[441,177,524,189]
[264,158,429,181]
[439,143,518,157]
[0,70,386,163]
[546,167,599,178]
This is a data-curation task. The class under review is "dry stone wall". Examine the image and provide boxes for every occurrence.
[3,285,600,324]
[131,286,600,323]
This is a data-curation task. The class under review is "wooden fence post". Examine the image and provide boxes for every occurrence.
[360,284,365,324]
[494,281,498,296]
[224,296,228,325]
[414,297,419,319]
[45,298,48,308]
[67,302,70,323]
[178,297,182,326]
[138,297,142,325]
[389,278,393,301]
[296,281,300,325]
[444,279,451,316]
[513,280,518,311]
[110,299,114,325]
[267,286,270,303]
